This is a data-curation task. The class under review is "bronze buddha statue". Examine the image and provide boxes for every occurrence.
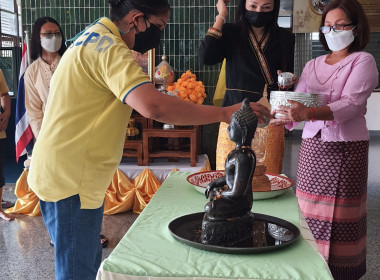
[201,98,258,245]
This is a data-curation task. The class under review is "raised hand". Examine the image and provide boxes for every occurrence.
[216,0,229,18]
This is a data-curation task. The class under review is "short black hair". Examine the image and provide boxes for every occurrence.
[108,0,170,22]
[30,17,67,60]
[235,0,280,41]
[319,0,370,52]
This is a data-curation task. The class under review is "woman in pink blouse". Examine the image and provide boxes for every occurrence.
[272,0,378,279]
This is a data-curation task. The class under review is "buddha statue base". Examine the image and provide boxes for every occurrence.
[201,212,255,245]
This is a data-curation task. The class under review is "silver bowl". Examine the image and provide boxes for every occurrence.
[270,91,329,118]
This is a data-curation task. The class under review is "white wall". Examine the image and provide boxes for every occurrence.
[365,92,380,131]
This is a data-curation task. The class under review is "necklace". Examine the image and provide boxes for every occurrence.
[313,53,353,85]
[313,58,341,85]
[314,52,352,85]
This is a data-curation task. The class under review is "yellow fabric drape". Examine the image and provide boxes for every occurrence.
[131,169,161,214]
[263,124,285,174]
[200,156,211,172]
[216,122,235,170]
[104,169,142,215]
[6,169,162,216]
[216,123,284,174]
[6,161,212,216]
[5,169,41,216]
[213,59,226,107]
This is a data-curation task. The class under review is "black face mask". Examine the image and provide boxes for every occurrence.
[133,19,161,54]
[245,10,274,28]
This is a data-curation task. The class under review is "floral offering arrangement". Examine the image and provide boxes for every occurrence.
[166,70,207,104]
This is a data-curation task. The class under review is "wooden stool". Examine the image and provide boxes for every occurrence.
[142,126,199,167]
[123,140,143,166]
[122,112,149,166]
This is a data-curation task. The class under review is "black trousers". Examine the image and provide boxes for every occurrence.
[0,138,5,188]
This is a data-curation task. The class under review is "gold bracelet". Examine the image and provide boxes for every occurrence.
[207,31,221,39]
[209,27,222,33]
[207,33,221,39]
[207,28,222,38]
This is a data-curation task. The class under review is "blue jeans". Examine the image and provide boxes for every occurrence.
[40,195,104,280]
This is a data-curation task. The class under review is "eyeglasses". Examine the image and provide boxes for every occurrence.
[320,24,354,34]
[40,32,62,39]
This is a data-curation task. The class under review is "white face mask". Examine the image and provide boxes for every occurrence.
[324,29,355,51]
[41,36,62,53]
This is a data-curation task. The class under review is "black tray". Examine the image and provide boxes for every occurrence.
[168,212,300,254]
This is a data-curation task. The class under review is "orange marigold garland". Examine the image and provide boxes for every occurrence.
[166,70,207,104]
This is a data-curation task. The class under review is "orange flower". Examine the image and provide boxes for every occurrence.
[166,70,207,104]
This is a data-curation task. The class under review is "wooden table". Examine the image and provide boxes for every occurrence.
[123,140,143,166]
[142,126,200,167]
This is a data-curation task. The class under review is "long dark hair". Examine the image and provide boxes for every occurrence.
[30,17,67,60]
[319,0,370,52]
[108,0,170,21]
[235,0,280,40]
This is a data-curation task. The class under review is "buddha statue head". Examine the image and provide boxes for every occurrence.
[228,98,258,147]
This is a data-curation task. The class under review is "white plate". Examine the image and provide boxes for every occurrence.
[186,171,293,200]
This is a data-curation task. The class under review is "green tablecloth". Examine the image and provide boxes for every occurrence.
[97,171,333,280]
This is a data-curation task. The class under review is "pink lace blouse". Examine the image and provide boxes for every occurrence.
[286,51,379,142]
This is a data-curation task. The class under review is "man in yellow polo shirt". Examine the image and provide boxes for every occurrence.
[27,1,270,279]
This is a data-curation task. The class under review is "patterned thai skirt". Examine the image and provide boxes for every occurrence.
[296,133,368,280]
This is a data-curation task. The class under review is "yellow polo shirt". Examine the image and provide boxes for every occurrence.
[0,69,9,139]
[28,18,151,209]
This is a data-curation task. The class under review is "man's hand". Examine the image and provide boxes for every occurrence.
[0,113,9,131]
[224,101,271,125]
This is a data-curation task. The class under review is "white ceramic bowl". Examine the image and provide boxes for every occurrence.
[277,72,294,87]
[270,91,329,118]
[186,171,293,200]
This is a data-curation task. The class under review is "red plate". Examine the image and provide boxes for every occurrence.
[186,171,293,200]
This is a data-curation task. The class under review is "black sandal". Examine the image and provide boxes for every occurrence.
[50,234,109,248]
[100,234,109,248]
[1,200,15,209]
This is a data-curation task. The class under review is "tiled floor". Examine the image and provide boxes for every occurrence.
[1,131,379,279]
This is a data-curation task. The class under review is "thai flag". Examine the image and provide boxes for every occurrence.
[15,41,34,162]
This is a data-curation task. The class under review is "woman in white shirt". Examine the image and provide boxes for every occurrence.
[24,17,66,139]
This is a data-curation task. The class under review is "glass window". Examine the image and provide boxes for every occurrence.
[0,0,22,97]
[278,17,292,29]
[0,0,15,13]
[1,11,18,36]
[0,48,18,96]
